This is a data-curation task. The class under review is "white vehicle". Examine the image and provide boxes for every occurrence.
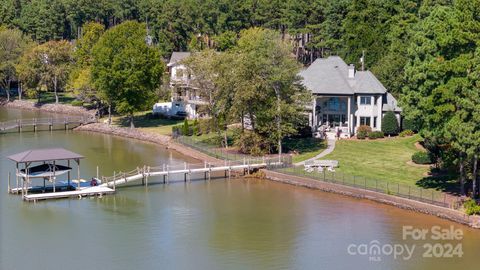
[153,101,187,118]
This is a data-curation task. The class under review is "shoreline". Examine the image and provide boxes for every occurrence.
[2,99,95,117]
[79,121,480,229]
[74,123,222,163]
[2,103,478,228]
[262,170,480,229]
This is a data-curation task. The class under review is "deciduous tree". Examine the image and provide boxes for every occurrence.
[91,21,164,127]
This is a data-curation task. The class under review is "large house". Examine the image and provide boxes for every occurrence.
[300,56,401,138]
[153,52,206,119]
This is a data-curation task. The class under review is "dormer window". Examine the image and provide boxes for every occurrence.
[360,96,371,105]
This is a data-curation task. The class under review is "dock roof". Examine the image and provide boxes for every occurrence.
[7,148,84,163]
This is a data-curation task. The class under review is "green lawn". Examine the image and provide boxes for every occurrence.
[322,135,428,186]
[284,137,326,163]
[26,92,77,104]
[109,111,185,136]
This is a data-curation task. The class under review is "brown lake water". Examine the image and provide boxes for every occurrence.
[1,107,479,270]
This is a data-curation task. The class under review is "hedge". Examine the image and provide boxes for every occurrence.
[412,151,432,164]
[399,129,414,137]
[368,131,384,139]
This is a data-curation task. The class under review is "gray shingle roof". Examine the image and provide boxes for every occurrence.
[7,148,84,163]
[383,93,402,112]
[168,52,191,67]
[300,56,387,95]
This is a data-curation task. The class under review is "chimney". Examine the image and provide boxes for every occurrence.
[348,64,355,79]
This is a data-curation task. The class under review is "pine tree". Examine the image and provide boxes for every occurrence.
[382,111,399,135]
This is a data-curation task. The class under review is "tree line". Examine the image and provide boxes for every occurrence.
[1,0,480,198]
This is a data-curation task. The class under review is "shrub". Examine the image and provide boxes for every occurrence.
[464,199,480,215]
[296,125,313,138]
[172,125,182,137]
[234,131,269,156]
[399,129,414,137]
[192,119,199,135]
[198,119,211,135]
[402,118,420,132]
[368,131,384,139]
[356,125,371,139]
[182,119,192,136]
[71,100,84,106]
[382,111,399,135]
[412,151,432,164]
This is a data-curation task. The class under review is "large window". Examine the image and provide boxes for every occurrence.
[360,96,371,105]
[360,117,371,126]
[325,97,346,111]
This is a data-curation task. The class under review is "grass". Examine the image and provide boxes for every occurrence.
[109,111,185,135]
[284,137,326,163]
[322,135,429,187]
[26,92,77,105]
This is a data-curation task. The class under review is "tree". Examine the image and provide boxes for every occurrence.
[16,44,46,102]
[213,30,237,51]
[91,21,164,127]
[0,0,17,28]
[342,0,398,69]
[0,27,32,101]
[229,28,309,154]
[42,41,73,104]
[401,0,480,195]
[16,40,72,103]
[18,0,68,42]
[382,111,399,135]
[371,0,419,94]
[69,22,105,101]
[184,49,235,147]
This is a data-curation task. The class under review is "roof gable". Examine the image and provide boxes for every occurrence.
[300,56,387,95]
[168,52,191,67]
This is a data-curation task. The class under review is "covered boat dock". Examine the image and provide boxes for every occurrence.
[6,148,114,201]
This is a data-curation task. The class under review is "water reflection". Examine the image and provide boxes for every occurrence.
[1,107,480,270]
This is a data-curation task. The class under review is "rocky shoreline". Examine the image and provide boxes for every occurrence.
[263,170,480,229]
[2,100,95,117]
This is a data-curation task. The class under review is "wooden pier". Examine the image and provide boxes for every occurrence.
[7,154,290,202]
[99,157,286,189]
[0,116,96,133]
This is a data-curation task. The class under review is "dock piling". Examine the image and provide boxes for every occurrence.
[166,165,169,183]
[8,172,11,194]
[146,166,150,186]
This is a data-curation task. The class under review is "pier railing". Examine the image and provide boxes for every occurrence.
[274,166,458,209]
[174,135,293,162]
[101,156,292,184]
[0,116,96,132]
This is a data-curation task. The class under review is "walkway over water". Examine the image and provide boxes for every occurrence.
[0,116,96,133]
[10,157,290,202]
[100,157,288,189]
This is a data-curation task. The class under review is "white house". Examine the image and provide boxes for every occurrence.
[300,56,401,138]
[154,51,206,119]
